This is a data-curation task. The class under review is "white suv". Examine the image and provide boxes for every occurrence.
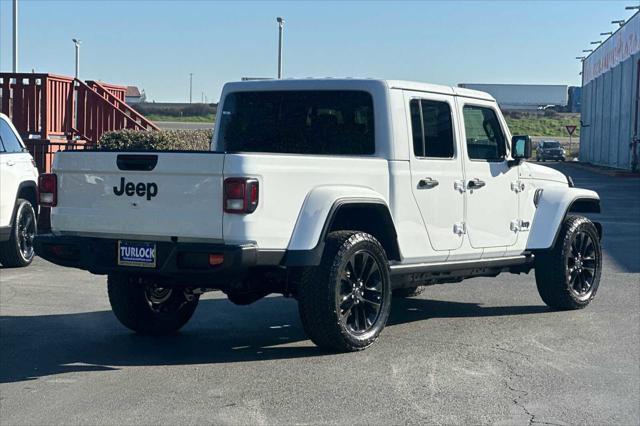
[34,79,602,351]
[0,114,38,267]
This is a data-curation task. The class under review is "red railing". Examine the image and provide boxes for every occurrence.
[0,73,157,144]
[1,73,76,141]
[75,80,158,143]
[1,73,158,173]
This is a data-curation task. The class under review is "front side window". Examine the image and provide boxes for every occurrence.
[218,90,374,155]
[409,99,454,158]
[462,105,506,161]
[0,120,24,153]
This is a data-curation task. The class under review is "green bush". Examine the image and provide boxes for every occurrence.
[98,129,212,151]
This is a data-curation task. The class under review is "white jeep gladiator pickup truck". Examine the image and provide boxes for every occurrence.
[35,79,602,352]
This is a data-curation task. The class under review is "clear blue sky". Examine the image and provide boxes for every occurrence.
[0,0,636,102]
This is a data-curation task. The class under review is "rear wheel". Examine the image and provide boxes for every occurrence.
[0,198,36,268]
[107,274,199,335]
[535,216,602,309]
[297,231,392,352]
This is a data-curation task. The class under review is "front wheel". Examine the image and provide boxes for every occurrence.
[107,274,199,335]
[297,231,392,352]
[534,216,602,309]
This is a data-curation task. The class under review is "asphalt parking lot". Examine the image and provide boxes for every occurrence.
[1,163,638,425]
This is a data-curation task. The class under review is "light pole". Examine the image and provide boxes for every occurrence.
[13,0,18,72]
[189,73,193,104]
[600,32,613,36]
[625,5,640,10]
[583,49,594,53]
[277,17,284,79]
[611,19,626,26]
[72,39,81,79]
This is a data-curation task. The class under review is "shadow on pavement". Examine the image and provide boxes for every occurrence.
[0,296,548,384]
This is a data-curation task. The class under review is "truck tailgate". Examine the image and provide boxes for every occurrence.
[52,152,225,241]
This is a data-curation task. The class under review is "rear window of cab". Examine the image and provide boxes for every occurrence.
[218,90,375,155]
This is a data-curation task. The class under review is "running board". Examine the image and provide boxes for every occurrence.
[389,255,533,276]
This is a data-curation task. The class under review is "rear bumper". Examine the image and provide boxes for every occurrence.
[34,234,284,286]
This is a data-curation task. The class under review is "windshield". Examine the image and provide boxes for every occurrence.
[543,141,561,148]
[217,90,375,155]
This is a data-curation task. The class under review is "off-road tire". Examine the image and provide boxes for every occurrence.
[535,215,602,310]
[0,198,36,268]
[297,231,392,352]
[393,286,425,298]
[107,274,199,335]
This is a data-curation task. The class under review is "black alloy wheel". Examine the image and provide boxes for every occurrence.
[566,230,599,300]
[17,205,36,262]
[297,231,392,352]
[338,249,384,334]
[535,215,602,309]
[0,199,37,267]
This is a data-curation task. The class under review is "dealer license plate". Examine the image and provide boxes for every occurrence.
[117,240,157,268]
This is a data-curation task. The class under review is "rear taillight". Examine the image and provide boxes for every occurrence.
[224,177,259,214]
[39,173,57,207]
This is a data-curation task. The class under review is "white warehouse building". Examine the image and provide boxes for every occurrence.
[580,11,640,171]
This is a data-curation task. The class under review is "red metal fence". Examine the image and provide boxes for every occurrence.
[1,73,76,142]
[78,80,159,143]
[0,73,158,172]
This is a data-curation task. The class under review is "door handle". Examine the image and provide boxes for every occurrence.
[6,160,15,166]
[468,178,486,189]
[418,177,439,189]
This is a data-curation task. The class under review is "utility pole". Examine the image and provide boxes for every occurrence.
[13,0,18,72]
[189,73,193,103]
[277,17,284,79]
[72,39,81,79]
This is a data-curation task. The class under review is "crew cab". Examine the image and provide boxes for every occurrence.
[35,79,602,352]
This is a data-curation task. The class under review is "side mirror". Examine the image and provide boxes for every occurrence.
[511,135,532,160]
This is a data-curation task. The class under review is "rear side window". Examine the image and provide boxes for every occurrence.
[409,99,455,158]
[462,105,506,161]
[218,90,374,155]
[0,120,24,153]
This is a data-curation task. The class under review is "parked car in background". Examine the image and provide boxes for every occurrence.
[0,113,39,267]
[536,140,566,162]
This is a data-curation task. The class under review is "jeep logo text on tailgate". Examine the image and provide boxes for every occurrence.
[113,177,158,200]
